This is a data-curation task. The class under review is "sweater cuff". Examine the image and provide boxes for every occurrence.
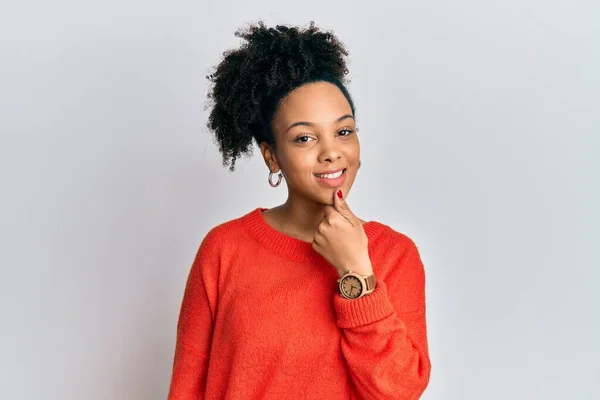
[333,280,396,328]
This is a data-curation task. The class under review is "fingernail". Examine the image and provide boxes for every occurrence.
[337,190,343,199]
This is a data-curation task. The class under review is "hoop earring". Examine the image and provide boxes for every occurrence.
[268,171,283,188]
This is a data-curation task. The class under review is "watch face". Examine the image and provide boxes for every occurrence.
[341,275,363,299]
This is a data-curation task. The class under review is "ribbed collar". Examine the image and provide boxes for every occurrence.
[241,207,388,263]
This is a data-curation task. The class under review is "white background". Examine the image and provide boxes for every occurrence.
[1,1,598,399]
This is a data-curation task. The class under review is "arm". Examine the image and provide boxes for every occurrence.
[333,241,431,400]
[168,231,220,400]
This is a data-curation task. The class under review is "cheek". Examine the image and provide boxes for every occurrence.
[278,153,314,181]
[343,138,360,160]
[354,140,361,159]
[345,149,360,168]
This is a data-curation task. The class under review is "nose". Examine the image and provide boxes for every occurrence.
[317,138,342,164]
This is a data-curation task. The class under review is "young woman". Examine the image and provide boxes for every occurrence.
[168,21,431,400]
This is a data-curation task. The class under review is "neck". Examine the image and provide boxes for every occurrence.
[269,195,330,242]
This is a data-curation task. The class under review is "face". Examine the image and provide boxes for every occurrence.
[261,81,360,206]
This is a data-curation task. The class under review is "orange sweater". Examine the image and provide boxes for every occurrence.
[168,207,431,399]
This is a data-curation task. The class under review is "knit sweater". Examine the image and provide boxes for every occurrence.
[168,207,431,400]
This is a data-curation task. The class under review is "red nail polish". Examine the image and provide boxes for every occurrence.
[337,190,343,199]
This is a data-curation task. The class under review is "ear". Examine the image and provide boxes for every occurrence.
[259,141,280,172]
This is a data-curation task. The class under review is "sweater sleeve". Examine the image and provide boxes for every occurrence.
[168,231,220,400]
[333,240,432,400]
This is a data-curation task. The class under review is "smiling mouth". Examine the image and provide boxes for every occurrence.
[314,169,346,179]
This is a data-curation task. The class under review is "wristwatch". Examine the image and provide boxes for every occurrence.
[337,271,377,300]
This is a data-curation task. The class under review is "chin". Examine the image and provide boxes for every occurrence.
[325,187,349,205]
[307,190,335,206]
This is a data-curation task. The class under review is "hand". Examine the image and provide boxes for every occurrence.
[311,190,373,278]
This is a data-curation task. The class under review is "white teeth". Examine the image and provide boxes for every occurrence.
[316,170,344,179]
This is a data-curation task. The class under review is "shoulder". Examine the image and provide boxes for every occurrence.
[203,216,244,243]
[366,220,423,267]
[367,220,419,252]
[195,208,254,257]
[365,221,427,289]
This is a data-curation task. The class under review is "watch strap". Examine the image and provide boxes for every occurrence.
[364,274,377,292]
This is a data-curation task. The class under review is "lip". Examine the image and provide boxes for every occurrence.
[314,168,347,188]
[314,167,346,176]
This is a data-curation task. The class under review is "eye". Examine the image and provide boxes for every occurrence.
[294,135,314,143]
[338,128,354,137]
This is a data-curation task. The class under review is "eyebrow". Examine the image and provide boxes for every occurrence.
[286,114,355,133]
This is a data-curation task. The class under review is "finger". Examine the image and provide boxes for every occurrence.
[323,205,336,215]
[312,230,322,247]
[332,189,357,225]
[311,240,319,252]
[322,205,337,223]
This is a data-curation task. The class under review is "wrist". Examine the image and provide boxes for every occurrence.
[337,270,378,300]
[339,258,373,278]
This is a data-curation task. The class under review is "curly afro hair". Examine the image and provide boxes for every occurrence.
[205,21,356,171]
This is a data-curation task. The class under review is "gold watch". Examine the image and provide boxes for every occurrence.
[337,271,377,300]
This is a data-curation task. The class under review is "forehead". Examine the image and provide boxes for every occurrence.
[274,81,353,126]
